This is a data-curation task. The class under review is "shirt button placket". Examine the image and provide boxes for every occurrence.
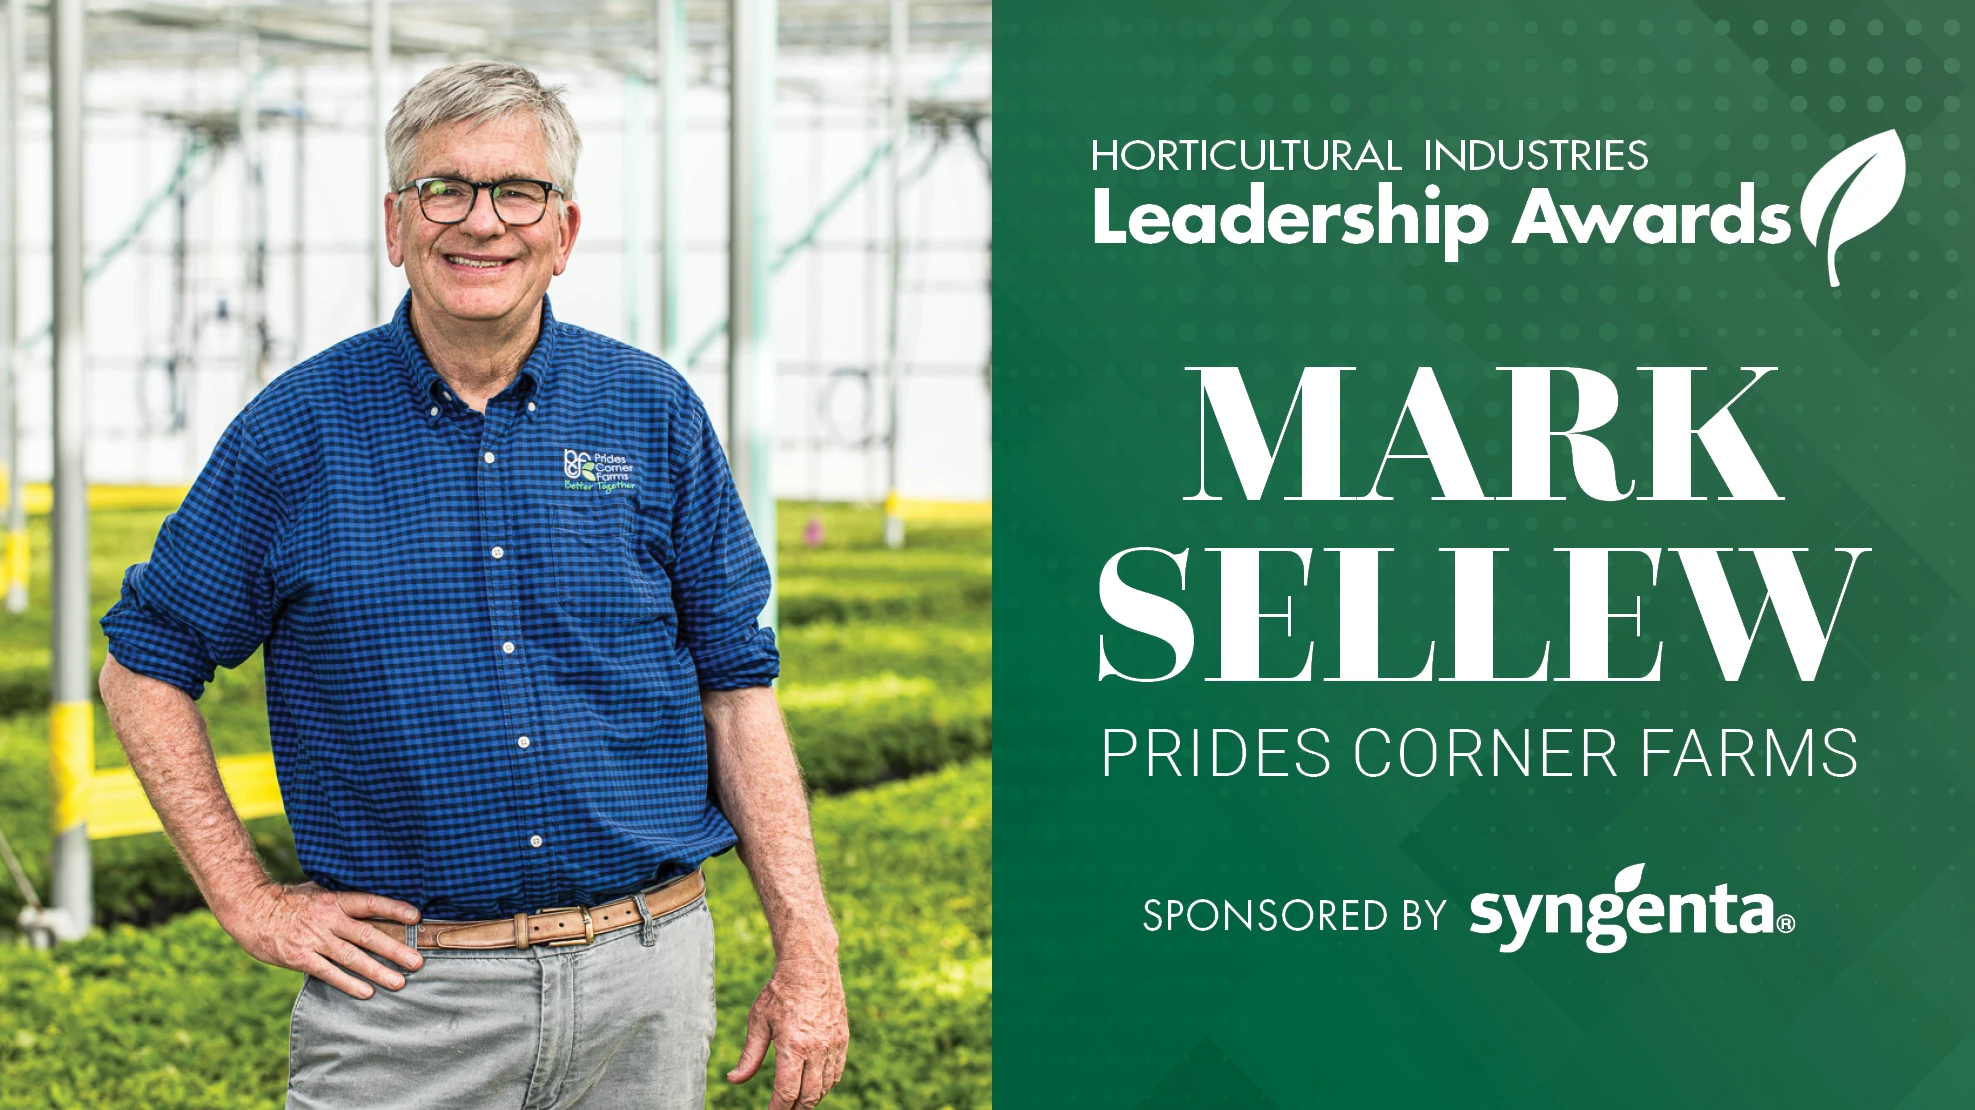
[481,402,547,902]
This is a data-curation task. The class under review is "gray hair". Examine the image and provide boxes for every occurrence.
[386,61,582,201]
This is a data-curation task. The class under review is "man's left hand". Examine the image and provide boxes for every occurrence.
[726,953,849,1109]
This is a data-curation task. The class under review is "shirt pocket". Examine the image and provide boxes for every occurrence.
[552,497,663,625]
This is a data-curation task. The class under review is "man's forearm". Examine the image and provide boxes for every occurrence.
[703,685,838,958]
[99,653,272,915]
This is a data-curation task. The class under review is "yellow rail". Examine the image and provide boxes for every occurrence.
[84,753,284,840]
[20,483,193,513]
[897,498,991,523]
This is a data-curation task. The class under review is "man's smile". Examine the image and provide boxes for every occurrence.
[443,253,515,271]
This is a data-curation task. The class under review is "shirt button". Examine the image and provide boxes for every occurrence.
[502,641,515,654]
[491,546,505,559]
[428,406,438,417]
[517,736,530,749]
[529,835,543,848]
[527,401,537,412]
[483,451,496,464]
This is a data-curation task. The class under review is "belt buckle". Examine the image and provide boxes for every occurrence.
[537,905,596,947]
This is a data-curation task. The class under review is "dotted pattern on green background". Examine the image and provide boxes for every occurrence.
[998,4,1975,1108]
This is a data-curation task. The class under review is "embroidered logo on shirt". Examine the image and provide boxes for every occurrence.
[563,449,637,493]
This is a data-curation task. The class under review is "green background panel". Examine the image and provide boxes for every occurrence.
[995,2,1973,1106]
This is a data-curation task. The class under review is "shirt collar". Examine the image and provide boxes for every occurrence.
[391,292,561,416]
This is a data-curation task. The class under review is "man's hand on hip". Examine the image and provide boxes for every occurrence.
[215,881,425,999]
[98,657,424,1002]
[726,952,850,1109]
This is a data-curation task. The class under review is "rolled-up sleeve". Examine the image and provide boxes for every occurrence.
[100,416,287,699]
[665,394,779,689]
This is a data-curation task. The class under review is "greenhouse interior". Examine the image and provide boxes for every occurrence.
[0,2,993,1105]
[3,0,992,498]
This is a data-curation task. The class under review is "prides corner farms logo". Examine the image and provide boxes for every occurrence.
[1470,864,1794,955]
[562,448,638,493]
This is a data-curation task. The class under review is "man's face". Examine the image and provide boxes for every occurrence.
[385,112,582,330]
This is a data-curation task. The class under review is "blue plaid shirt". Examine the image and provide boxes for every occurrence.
[101,295,778,918]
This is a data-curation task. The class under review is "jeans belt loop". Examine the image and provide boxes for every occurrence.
[633,890,660,947]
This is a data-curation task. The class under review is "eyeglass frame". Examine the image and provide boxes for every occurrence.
[394,176,566,227]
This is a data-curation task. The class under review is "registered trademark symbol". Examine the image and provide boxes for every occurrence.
[1778,914,1796,933]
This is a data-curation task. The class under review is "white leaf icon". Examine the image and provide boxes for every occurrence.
[1613,863,1645,894]
[1800,129,1906,288]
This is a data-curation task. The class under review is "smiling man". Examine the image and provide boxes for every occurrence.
[95,62,847,1110]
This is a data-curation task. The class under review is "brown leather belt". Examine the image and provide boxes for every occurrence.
[368,869,705,951]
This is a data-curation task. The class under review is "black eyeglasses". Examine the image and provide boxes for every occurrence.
[397,176,563,226]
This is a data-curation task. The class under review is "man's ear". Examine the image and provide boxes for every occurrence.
[551,199,582,277]
[385,192,405,267]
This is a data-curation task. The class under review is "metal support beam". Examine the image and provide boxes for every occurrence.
[882,0,906,549]
[48,0,93,944]
[2,0,27,614]
[292,66,308,363]
[368,0,390,323]
[622,73,645,348]
[238,26,265,398]
[656,0,683,364]
[728,0,776,623]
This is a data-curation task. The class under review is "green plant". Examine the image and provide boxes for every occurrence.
[0,760,991,1110]
[712,759,991,1109]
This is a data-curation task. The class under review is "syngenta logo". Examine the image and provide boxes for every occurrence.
[1092,130,1908,288]
[1470,864,1793,954]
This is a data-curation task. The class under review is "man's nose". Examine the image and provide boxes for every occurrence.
[457,186,506,234]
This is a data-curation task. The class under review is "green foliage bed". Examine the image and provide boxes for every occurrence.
[0,760,991,1110]
[0,498,991,1108]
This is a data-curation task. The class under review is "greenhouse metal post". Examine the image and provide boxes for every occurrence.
[656,0,683,364]
[369,0,390,323]
[239,27,264,396]
[622,74,645,347]
[2,0,24,615]
[49,0,92,943]
[728,0,776,624]
[292,66,308,364]
[882,0,906,549]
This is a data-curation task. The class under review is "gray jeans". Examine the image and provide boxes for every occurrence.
[286,894,716,1109]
